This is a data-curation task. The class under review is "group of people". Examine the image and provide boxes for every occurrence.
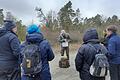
[0,19,54,80]
[0,14,120,80]
[75,25,120,80]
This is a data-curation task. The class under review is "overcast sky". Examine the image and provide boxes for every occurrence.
[0,0,120,25]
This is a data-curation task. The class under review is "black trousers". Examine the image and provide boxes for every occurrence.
[80,73,105,80]
[61,47,69,60]
[91,76,105,80]
[0,68,21,80]
[109,63,120,80]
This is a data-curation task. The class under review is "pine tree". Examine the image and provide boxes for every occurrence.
[58,1,75,32]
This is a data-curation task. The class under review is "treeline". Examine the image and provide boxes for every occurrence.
[0,9,26,41]
[46,1,120,33]
[0,1,120,42]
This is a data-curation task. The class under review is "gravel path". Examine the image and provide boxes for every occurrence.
[50,51,110,80]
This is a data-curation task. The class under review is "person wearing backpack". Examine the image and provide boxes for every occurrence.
[105,25,120,80]
[21,24,54,80]
[75,28,108,80]
[0,17,22,79]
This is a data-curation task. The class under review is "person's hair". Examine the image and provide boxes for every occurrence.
[107,25,117,33]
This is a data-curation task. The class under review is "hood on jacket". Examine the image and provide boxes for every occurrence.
[0,27,7,37]
[3,20,16,31]
[0,20,16,37]
[26,32,44,43]
[83,28,99,43]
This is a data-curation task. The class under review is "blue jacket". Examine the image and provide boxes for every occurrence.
[75,28,108,80]
[21,33,54,80]
[0,28,21,70]
[107,33,120,64]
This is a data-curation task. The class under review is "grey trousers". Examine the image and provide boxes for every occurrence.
[61,47,69,60]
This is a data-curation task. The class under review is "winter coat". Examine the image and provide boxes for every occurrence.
[75,28,108,80]
[21,33,54,80]
[0,28,21,70]
[107,33,120,64]
[58,33,70,43]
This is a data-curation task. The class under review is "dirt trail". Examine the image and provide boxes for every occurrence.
[50,50,110,80]
[50,51,80,80]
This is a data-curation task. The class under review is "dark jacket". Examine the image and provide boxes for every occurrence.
[107,33,120,64]
[21,33,54,80]
[75,28,108,80]
[0,28,21,70]
[59,33,70,43]
[100,36,109,48]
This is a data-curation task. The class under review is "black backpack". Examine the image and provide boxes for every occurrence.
[22,43,42,75]
[89,44,109,77]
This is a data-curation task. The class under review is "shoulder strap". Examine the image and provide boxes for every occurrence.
[83,43,98,66]
[88,43,102,54]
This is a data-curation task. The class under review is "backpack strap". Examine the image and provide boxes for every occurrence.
[83,43,98,66]
[89,44,101,53]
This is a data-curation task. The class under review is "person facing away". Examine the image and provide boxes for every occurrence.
[59,30,71,60]
[0,20,22,79]
[75,28,108,80]
[105,25,120,80]
[21,24,55,80]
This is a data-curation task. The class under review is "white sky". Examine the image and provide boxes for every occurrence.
[0,0,120,25]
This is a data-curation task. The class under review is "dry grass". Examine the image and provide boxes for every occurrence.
[40,29,82,54]
[52,43,81,54]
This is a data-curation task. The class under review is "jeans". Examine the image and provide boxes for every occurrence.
[109,63,120,80]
